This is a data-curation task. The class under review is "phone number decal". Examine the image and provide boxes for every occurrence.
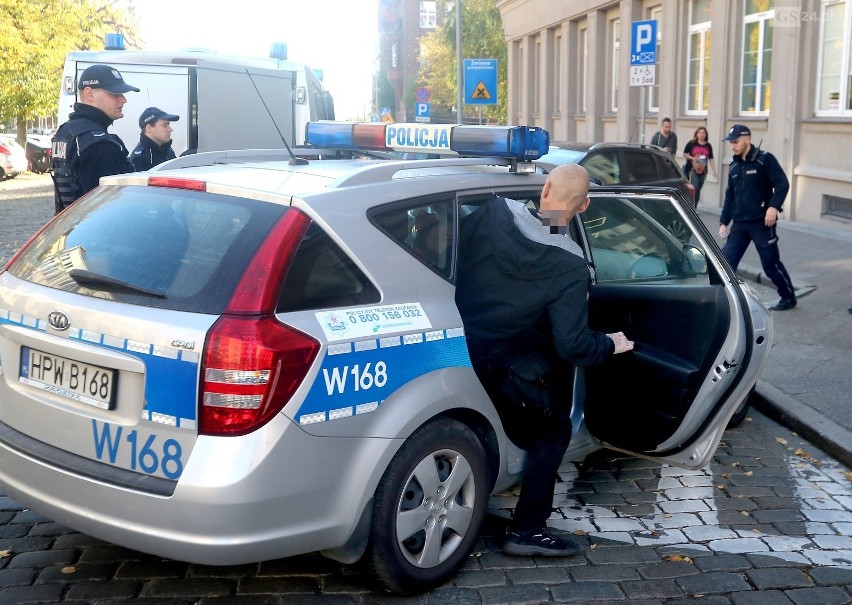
[315,303,432,342]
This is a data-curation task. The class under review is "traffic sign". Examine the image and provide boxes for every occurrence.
[415,102,431,123]
[415,87,431,103]
[630,20,657,65]
[464,59,498,105]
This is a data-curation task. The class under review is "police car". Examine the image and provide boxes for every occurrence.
[0,122,771,594]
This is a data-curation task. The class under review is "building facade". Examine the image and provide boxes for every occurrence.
[495,0,852,230]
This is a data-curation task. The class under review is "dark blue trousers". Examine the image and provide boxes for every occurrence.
[722,221,796,301]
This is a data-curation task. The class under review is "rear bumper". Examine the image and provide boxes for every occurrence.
[0,415,397,565]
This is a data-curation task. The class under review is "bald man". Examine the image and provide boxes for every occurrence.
[456,163,633,558]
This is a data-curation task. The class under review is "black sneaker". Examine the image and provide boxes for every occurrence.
[502,527,579,557]
[770,298,797,311]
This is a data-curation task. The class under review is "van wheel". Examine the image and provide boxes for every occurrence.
[728,386,755,428]
[366,417,488,595]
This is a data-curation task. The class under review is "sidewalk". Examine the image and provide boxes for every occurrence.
[698,207,852,467]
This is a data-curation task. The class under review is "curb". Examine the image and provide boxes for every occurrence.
[753,380,852,469]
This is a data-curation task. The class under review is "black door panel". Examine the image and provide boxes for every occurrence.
[584,283,730,451]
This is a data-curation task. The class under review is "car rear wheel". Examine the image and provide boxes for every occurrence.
[365,417,488,594]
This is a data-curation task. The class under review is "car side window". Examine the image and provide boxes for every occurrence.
[582,195,710,284]
[277,223,381,312]
[371,198,455,279]
[622,150,659,182]
[581,150,620,184]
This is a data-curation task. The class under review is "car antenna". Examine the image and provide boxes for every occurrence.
[244,68,309,165]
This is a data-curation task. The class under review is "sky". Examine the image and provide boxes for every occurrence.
[129,0,379,120]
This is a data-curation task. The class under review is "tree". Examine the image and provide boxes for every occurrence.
[418,0,508,123]
[0,0,138,144]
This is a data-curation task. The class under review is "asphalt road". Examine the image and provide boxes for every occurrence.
[0,174,850,604]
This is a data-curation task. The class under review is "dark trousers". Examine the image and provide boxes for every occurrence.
[472,357,573,533]
[690,170,707,206]
[722,220,796,301]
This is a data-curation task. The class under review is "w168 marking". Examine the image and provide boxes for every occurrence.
[91,420,183,479]
[323,361,388,395]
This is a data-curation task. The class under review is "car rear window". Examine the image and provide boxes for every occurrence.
[8,185,285,314]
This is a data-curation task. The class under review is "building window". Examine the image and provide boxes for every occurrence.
[579,27,587,113]
[817,0,852,115]
[554,31,562,112]
[648,6,662,112]
[824,194,852,219]
[611,18,620,112]
[741,1,775,114]
[687,0,712,113]
[420,1,437,29]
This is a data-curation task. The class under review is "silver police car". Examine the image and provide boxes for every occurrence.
[0,122,771,594]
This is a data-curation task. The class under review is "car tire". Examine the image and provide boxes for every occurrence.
[727,386,755,428]
[365,417,489,594]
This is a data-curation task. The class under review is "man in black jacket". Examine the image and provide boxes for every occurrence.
[456,163,633,557]
[51,64,139,214]
[719,124,796,311]
[129,107,180,171]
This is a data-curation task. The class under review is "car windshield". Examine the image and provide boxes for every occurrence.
[7,186,286,314]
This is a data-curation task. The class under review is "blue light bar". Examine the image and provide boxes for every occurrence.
[304,122,551,161]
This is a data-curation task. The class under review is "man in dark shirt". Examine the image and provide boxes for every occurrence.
[456,164,633,557]
[129,107,180,171]
[650,117,678,155]
[51,64,139,214]
[719,124,796,311]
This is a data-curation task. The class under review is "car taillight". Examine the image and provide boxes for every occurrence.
[200,315,320,436]
[0,145,10,155]
[199,207,319,436]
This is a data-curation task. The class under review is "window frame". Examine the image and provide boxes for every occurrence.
[815,0,852,116]
[611,18,621,112]
[686,0,712,114]
[740,3,775,115]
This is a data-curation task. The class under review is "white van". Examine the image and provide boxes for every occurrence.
[59,49,335,156]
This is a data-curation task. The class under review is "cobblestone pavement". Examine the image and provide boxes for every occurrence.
[0,411,849,604]
[1,175,851,603]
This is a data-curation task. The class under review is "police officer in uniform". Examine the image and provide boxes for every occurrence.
[129,107,180,171]
[719,124,796,311]
[51,64,139,214]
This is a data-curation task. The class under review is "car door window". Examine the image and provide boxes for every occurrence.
[622,150,659,183]
[581,195,709,284]
[581,150,620,184]
[371,198,455,279]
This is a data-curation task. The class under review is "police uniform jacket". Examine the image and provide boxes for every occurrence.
[455,197,614,369]
[720,144,789,225]
[129,135,176,172]
[51,103,133,213]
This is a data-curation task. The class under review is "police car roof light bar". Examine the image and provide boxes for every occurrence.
[304,122,550,162]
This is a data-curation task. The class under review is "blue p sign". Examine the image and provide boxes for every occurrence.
[631,20,657,65]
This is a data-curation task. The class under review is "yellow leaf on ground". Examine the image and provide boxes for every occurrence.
[60,566,76,574]
[0,549,10,558]
[775,437,788,445]
[573,530,587,536]
[741,510,751,516]
[745,471,754,477]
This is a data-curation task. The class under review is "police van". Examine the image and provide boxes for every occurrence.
[58,46,335,156]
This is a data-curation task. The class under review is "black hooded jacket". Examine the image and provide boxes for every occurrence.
[720,144,789,225]
[455,197,614,369]
[129,135,176,171]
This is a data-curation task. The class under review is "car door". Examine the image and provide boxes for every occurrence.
[573,187,762,469]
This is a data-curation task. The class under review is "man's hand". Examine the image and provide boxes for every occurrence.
[765,206,778,227]
[607,332,634,354]
[719,224,729,239]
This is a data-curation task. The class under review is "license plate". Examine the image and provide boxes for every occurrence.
[19,346,116,410]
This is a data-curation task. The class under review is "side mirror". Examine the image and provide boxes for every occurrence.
[682,244,708,275]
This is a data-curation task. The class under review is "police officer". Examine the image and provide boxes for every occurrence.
[719,124,797,311]
[129,107,180,171]
[51,64,139,214]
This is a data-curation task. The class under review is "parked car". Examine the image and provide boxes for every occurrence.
[0,122,770,595]
[539,142,696,241]
[26,134,53,174]
[0,134,28,179]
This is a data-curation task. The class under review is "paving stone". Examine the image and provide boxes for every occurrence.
[636,477,682,491]
[0,567,36,588]
[802,510,852,523]
[710,498,760,511]
[548,580,625,602]
[78,544,156,563]
[634,529,688,546]
[693,554,752,572]
[594,517,646,532]
[424,588,482,605]
[809,566,852,586]
[506,566,571,585]
[658,500,711,514]
[35,561,117,583]
[590,532,635,545]
[707,538,770,554]
[730,589,795,604]
[676,571,752,595]
[668,487,716,500]
[139,577,234,598]
[0,499,23,512]
[570,564,640,582]
[585,546,660,565]
[637,560,699,579]
[620,578,684,599]
[761,535,817,551]
[682,526,739,542]
[643,512,703,529]
[0,583,66,604]
[746,553,811,567]
[812,534,852,550]
[64,579,141,600]
[784,586,852,605]
[280,596,358,605]
[664,597,732,605]
[187,563,260,578]
[452,568,507,588]
[746,567,814,589]
[802,549,852,567]
[7,549,77,569]
[237,576,319,594]
[115,560,191,579]
[0,526,27,540]
[478,582,553,604]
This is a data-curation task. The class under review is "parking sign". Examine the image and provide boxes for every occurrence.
[630,20,657,86]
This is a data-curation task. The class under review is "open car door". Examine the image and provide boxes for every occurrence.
[575,188,771,469]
